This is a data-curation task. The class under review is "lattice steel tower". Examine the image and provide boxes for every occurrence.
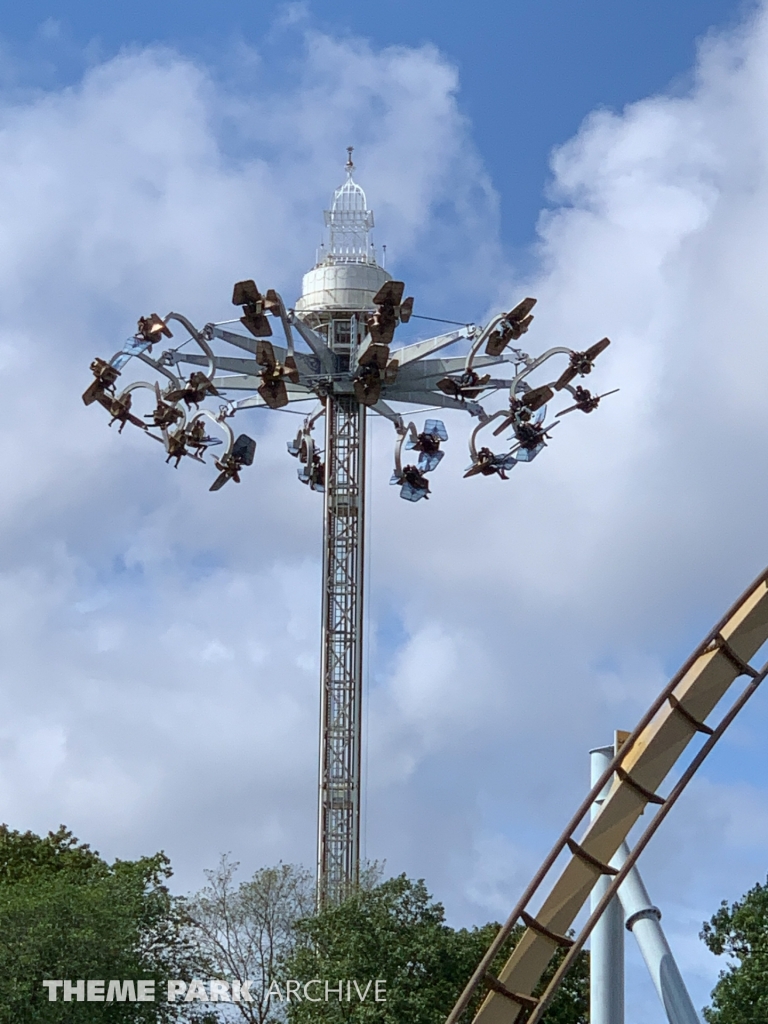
[294,150,389,903]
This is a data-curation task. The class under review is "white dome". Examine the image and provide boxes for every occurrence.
[295,262,391,313]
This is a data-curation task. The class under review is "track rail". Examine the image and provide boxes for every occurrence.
[446,567,768,1024]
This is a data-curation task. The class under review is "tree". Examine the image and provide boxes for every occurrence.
[701,877,768,1023]
[281,873,588,1024]
[185,857,315,1024]
[0,824,215,1023]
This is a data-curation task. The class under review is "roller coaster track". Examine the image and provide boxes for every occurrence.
[446,566,768,1024]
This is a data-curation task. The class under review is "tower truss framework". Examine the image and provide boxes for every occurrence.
[318,393,366,903]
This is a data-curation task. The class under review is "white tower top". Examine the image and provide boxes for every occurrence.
[322,148,376,265]
[296,148,391,316]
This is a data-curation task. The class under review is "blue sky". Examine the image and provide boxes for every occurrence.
[2,0,755,249]
[0,2,767,1022]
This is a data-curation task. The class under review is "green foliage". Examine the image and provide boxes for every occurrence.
[186,856,315,1024]
[0,824,215,1023]
[282,873,588,1024]
[701,876,768,1023]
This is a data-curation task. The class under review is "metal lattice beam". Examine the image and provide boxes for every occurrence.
[317,395,366,905]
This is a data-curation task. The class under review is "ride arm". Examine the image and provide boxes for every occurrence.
[267,290,297,359]
[164,312,216,379]
[137,352,182,388]
[371,399,405,431]
[465,315,516,372]
[167,350,318,378]
[395,354,507,387]
[391,327,479,367]
[506,347,573,393]
[229,389,316,410]
[205,324,268,356]
[380,388,486,417]
[392,422,412,480]
[288,311,335,371]
[205,374,313,395]
[467,412,509,461]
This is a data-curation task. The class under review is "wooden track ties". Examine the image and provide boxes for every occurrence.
[483,974,539,1011]
[519,910,574,948]
[566,838,619,875]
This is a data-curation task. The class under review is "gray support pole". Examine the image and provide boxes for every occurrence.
[590,745,625,1024]
[613,842,701,1024]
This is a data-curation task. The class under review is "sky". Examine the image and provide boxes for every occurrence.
[0,0,767,1020]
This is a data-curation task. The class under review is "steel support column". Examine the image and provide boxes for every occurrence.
[615,842,701,1024]
[317,392,366,905]
[590,745,625,1024]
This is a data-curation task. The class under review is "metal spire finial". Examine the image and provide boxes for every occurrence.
[323,149,373,264]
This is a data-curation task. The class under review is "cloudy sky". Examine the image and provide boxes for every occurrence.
[1,0,767,1019]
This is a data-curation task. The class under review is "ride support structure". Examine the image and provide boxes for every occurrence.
[589,743,625,1024]
[590,741,700,1024]
[82,150,615,908]
[446,567,768,1024]
[318,390,366,902]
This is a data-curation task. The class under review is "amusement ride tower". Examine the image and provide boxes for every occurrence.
[295,151,389,904]
[83,150,614,905]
